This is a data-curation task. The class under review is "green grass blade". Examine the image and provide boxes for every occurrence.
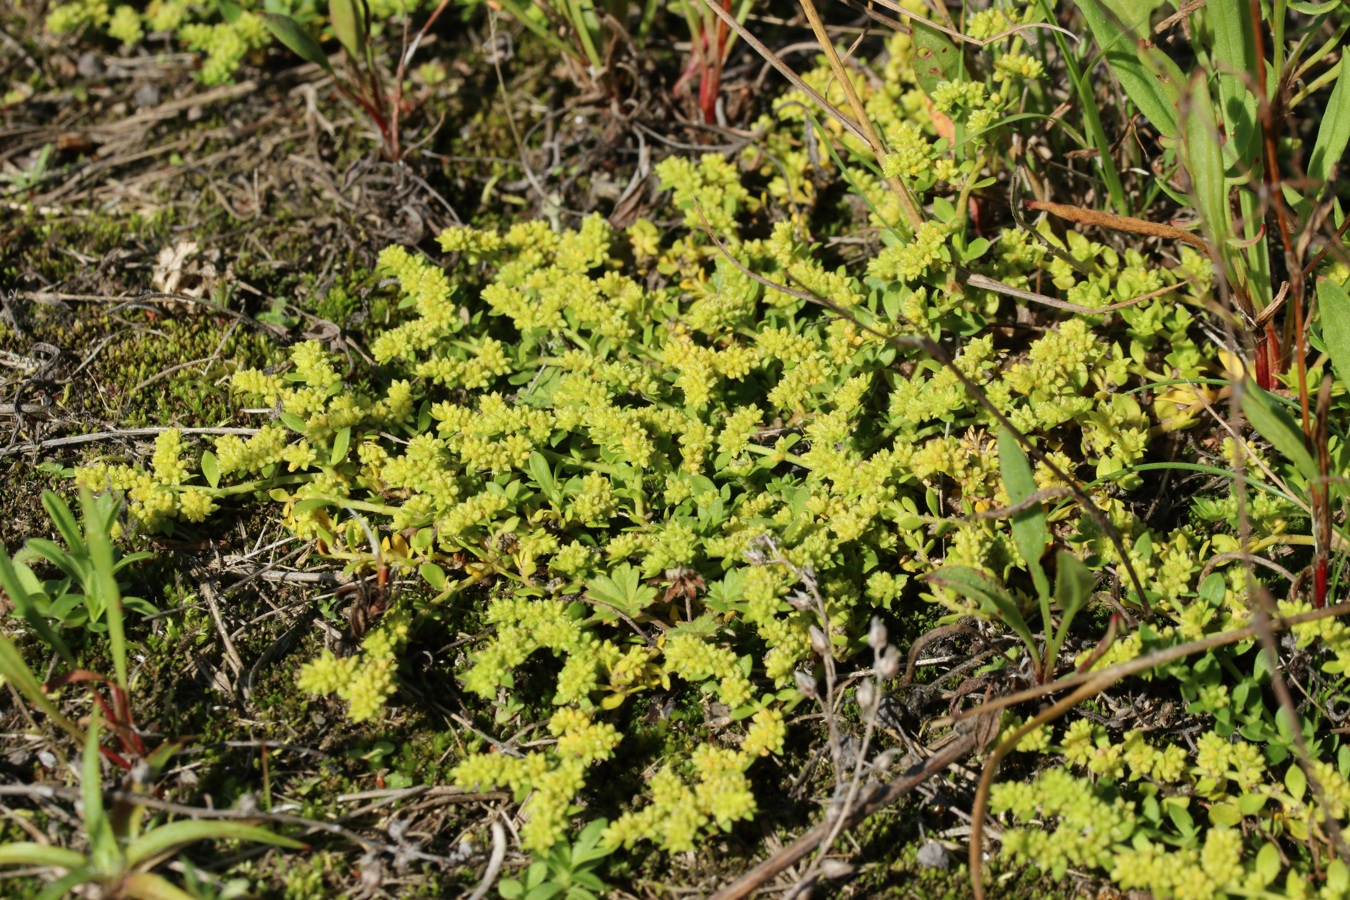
[79,489,127,691]
[125,821,304,868]
[262,13,335,73]
[0,843,86,870]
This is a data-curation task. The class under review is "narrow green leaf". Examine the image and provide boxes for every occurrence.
[80,489,127,691]
[999,429,1049,599]
[328,0,367,61]
[125,821,303,868]
[200,450,220,489]
[1071,0,1184,137]
[0,543,76,665]
[0,843,86,870]
[262,14,333,72]
[1319,279,1350,392]
[1183,76,1236,272]
[42,492,83,553]
[1207,0,1260,163]
[23,538,82,585]
[1241,381,1316,480]
[1310,59,1350,186]
[329,427,352,467]
[83,709,122,877]
[35,869,100,900]
[120,872,201,900]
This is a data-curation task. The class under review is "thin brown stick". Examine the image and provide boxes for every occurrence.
[1026,199,1214,253]
[955,600,1350,722]
[708,725,987,900]
[970,675,1112,900]
[0,427,259,459]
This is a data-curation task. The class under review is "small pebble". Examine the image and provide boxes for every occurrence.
[917,839,950,870]
[134,83,161,109]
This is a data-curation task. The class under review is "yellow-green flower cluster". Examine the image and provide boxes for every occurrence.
[604,708,784,851]
[869,221,949,284]
[296,609,411,722]
[451,707,620,850]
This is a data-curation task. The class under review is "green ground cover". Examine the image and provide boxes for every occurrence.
[2,0,1350,897]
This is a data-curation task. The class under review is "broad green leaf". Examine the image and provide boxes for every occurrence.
[1053,550,1095,617]
[586,564,657,621]
[329,426,351,466]
[262,14,334,73]
[328,0,367,61]
[124,821,303,868]
[1319,278,1350,391]
[1241,381,1316,481]
[1310,59,1350,186]
[528,451,559,504]
[200,450,220,489]
[999,429,1049,599]
[419,562,446,592]
[1072,0,1184,137]
[1285,762,1308,801]
[911,21,962,99]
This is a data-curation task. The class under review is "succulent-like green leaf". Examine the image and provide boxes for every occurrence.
[0,843,86,870]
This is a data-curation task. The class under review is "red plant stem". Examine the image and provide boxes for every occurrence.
[1250,0,1310,422]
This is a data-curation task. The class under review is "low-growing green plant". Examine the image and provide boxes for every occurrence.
[498,818,613,900]
[10,491,156,631]
[44,0,431,86]
[264,0,452,160]
[928,429,1095,683]
[0,709,303,899]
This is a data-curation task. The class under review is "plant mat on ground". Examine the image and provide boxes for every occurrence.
[4,1,1350,899]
